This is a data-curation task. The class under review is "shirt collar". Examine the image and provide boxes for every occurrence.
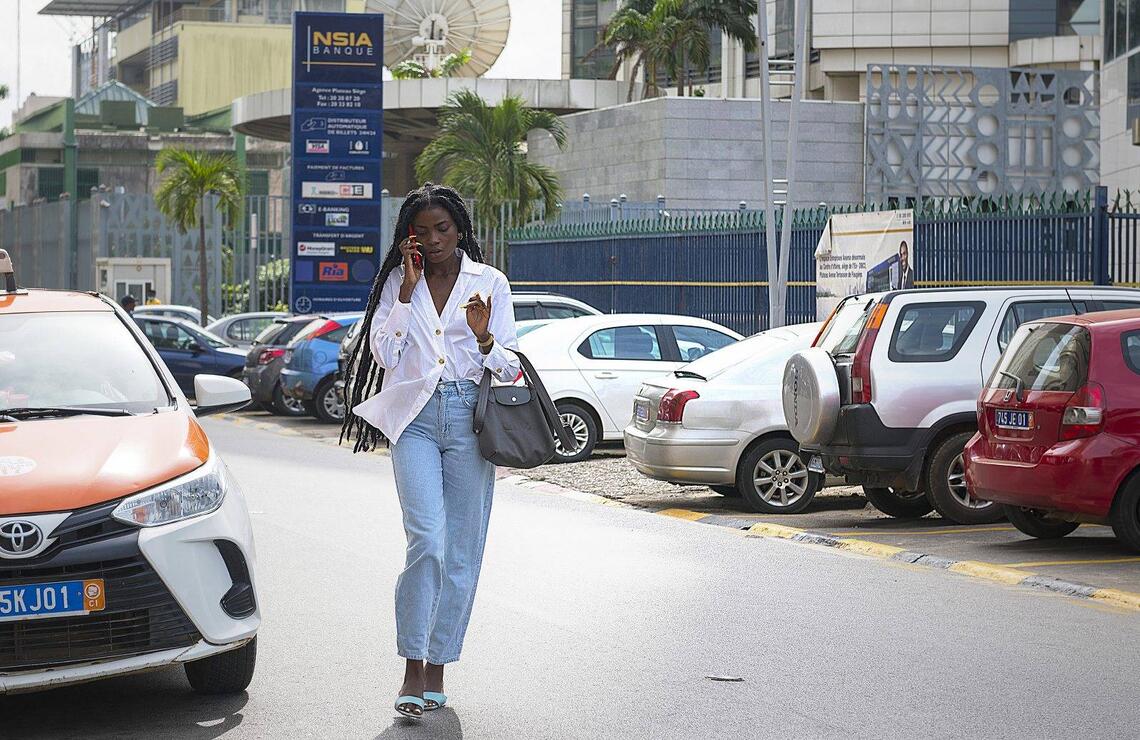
[459,250,485,276]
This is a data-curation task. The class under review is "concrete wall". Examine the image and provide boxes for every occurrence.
[527,96,865,209]
[176,22,294,115]
[1101,54,1140,193]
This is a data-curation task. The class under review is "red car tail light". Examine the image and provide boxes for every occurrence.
[1060,382,1106,440]
[657,389,699,424]
[257,348,286,365]
[850,303,887,404]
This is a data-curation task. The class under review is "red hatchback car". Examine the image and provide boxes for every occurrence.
[964,310,1140,549]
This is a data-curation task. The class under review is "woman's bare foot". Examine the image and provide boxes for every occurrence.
[396,659,425,717]
[424,662,445,709]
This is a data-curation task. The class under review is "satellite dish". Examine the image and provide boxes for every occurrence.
[364,0,511,77]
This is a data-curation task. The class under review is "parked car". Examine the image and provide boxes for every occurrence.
[134,304,217,325]
[518,314,743,462]
[207,311,288,348]
[0,249,259,695]
[334,316,365,406]
[965,310,1140,549]
[280,313,363,424]
[517,319,554,338]
[625,322,826,513]
[134,315,248,396]
[243,315,322,416]
[512,292,602,322]
[783,287,1140,524]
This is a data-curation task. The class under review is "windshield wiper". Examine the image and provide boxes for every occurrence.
[673,370,707,381]
[0,406,134,421]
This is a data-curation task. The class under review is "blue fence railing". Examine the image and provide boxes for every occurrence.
[508,188,1139,336]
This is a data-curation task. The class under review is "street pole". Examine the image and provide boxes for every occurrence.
[756,1,779,330]
[772,0,810,328]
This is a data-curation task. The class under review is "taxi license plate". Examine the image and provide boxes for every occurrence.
[0,579,106,623]
[995,409,1032,430]
[635,402,650,423]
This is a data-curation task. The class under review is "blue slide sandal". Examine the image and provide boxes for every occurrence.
[394,695,425,719]
[424,692,448,711]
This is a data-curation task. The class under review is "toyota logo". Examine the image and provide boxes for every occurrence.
[0,521,43,556]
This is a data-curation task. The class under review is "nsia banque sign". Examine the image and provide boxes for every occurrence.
[291,12,384,314]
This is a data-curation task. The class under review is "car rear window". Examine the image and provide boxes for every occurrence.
[253,321,288,345]
[821,297,877,355]
[578,326,662,360]
[888,302,983,362]
[1122,331,1140,376]
[991,323,1090,393]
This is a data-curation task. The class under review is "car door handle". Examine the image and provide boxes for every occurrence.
[594,372,618,379]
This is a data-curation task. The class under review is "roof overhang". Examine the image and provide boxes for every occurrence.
[39,0,148,18]
[232,78,642,144]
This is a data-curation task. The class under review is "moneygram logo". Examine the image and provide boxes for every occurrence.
[319,262,349,281]
[298,241,336,257]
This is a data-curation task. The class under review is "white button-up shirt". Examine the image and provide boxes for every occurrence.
[352,251,520,444]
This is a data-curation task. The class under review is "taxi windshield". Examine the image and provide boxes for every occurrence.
[0,312,171,413]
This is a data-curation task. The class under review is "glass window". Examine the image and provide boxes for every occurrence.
[253,321,289,346]
[544,304,589,319]
[228,317,275,342]
[889,302,982,362]
[1131,0,1140,50]
[672,325,738,362]
[1107,0,1116,59]
[579,326,662,361]
[1122,331,1140,375]
[1118,0,1128,60]
[514,304,539,321]
[996,300,1078,351]
[1129,53,1140,129]
[682,329,798,382]
[0,313,170,412]
[140,320,200,351]
[324,325,350,344]
[991,323,1090,393]
[823,297,877,356]
[1100,300,1140,311]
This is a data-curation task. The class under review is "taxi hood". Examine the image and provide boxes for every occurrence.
[0,411,210,516]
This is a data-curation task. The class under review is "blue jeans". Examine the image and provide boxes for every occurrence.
[390,380,495,664]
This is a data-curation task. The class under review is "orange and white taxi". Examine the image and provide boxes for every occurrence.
[0,249,260,694]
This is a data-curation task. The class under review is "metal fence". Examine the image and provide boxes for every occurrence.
[507,189,1138,336]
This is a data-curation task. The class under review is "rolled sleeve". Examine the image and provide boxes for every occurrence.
[370,274,411,370]
[482,275,521,382]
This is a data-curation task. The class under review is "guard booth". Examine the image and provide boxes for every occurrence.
[96,257,171,303]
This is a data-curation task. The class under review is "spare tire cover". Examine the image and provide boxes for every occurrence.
[782,348,841,446]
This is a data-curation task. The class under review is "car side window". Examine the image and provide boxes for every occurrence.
[544,304,580,320]
[997,301,1079,352]
[888,302,984,362]
[671,325,737,361]
[229,317,274,342]
[1101,300,1140,312]
[1123,332,1140,376]
[324,325,351,344]
[514,304,538,321]
[578,326,662,361]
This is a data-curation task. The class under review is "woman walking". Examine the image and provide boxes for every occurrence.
[341,183,520,719]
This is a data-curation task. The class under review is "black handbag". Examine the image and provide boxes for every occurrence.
[472,350,576,468]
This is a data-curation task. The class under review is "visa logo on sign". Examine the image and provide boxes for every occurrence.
[319,262,349,281]
[306,139,330,154]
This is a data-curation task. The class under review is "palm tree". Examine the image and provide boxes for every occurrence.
[415,90,567,225]
[597,0,671,101]
[390,49,473,79]
[154,149,244,326]
[674,0,758,96]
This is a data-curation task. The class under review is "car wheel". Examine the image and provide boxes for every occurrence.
[1005,505,1079,540]
[735,439,820,514]
[863,486,933,518]
[312,378,344,424]
[710,485,741,497]
[926,432,1003,525]
[184,637,257,695]
[1111,476,1140,551]
[553,402,597,463]
[271,383,306,417]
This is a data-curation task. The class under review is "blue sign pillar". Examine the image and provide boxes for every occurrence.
[291,12,384,314]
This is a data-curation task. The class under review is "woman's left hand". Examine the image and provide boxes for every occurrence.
[465,292,492,343]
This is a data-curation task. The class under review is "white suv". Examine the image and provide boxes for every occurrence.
[783,287,1140,524]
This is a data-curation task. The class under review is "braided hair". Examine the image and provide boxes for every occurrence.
[339,182,485,452]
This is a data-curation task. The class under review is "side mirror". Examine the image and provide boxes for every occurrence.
[193,374,250,416]
[187,341,204,354]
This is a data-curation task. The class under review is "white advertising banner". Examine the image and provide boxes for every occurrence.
[814,209,915,319]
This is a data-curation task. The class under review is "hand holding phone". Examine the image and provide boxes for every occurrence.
[408,226,423,270]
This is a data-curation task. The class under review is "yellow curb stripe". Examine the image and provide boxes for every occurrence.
[828,526,1018,536]
[1005,557,1140,568]
[835,539,906,559]
[656,508,711,522]
[746,521,807,539]
[1091,588,1140,610]
[947,560,1031,586]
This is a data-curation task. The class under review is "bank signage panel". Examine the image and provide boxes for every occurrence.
[291,11,383,314]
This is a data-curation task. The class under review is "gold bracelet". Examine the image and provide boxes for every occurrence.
[477,333,495,349]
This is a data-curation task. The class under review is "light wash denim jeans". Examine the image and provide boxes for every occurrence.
[390,379,496,664]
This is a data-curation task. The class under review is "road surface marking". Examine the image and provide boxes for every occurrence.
[1005,557,1140,568]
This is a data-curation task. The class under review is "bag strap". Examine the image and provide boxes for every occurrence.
[513,350,576,451]
[472,350,575,451]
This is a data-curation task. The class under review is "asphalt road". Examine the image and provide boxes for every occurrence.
[4,418,1140,739]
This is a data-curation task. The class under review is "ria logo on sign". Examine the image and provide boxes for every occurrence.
[319,262,349,281]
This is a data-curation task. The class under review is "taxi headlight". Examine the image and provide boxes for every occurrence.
[112,457,226,527]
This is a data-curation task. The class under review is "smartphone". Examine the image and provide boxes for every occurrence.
[408,226,423,270]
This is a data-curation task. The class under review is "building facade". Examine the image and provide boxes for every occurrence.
[1101,0,1140,192]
